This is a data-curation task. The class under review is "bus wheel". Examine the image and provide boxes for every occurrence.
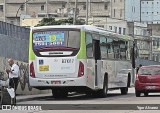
[127,73,131,87]
[120,87,128,95]
[85,91,92,97]
[52,90,68,98]
[97,76,108,98]
[121,74,130,95]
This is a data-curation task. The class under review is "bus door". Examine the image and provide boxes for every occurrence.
[93,39,102,88]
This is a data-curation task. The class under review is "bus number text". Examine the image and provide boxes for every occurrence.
[62,59,74,63]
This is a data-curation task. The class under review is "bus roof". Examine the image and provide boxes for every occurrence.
[31,25,133,41]
[32,25,106,31]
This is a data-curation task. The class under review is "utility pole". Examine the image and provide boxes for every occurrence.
[132,22,135,84]
[73,0,78,25]
[150,25,153,60]
[110,0,112,18]
[25,0,27,15]
[140,0,141,22]
[67,0,69,18]
[46,0,48,18]
[89,0,91,17]
[16,0,31,25]
[86,0,89,25]
[4,0,6,22]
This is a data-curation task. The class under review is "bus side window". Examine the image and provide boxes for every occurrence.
[106,37,114,59]
[119,41,127,60]
[127,41,133,60]
[100,36,107,59]
[86,33,93,58]
[113,40,120,59]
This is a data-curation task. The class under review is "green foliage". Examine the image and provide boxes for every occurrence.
[36,17,85,26]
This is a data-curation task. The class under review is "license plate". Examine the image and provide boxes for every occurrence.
[39,65,49,71]
[51,81,61,84]
[146,86,156,89]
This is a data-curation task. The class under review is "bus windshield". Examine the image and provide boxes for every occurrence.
[33,29,80,51]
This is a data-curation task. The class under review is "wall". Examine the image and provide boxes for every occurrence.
[0,21,50,95]
[0,20,29,51]
[0,34,28,62]
[0,57,51,95]
[111,0,125,19]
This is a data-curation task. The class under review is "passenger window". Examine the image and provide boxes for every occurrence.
[112,40,127,60]
[100,36,107,59]
[119,41,127,60]
[106,37,114,59]
[113,40,120,59]
[86,33,93,58]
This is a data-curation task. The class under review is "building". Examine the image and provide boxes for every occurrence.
[0,0,4,22]
[125,0,160,23]
[125,0,140,22]
[91,17,128,35]
[0,0,114,26]
[110,0,125,20]
[125,0,160,61]
[148,24,160,61]
[0,0,127,26]
[127,22,151,59]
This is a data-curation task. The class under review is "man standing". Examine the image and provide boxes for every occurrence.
[5,59,19,91]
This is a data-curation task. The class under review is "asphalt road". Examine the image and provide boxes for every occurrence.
[1,88,160,113]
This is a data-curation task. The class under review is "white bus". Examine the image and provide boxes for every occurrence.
[29,25,134,98]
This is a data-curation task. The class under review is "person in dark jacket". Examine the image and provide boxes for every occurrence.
[136,64,142,74]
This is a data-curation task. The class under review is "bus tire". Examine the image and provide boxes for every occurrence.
[97,75,108,98]
[85,91,92,97]
[127,73,131,87]
[52,90,68,98]
[120,87,128,95]
[121,74,130,95]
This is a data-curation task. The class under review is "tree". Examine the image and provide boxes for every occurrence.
[36,17,85,26]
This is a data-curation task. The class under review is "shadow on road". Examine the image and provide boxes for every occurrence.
[17,92,136,103]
